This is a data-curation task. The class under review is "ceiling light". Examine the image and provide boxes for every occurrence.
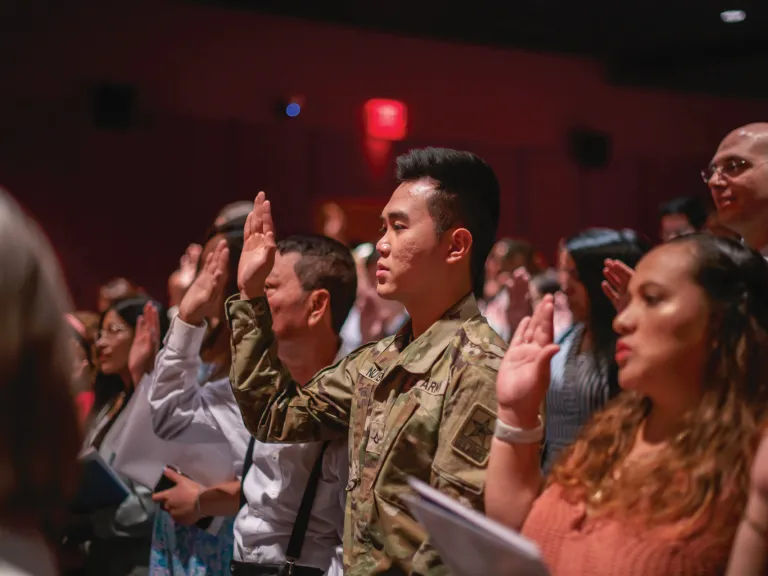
[720,10,746,23]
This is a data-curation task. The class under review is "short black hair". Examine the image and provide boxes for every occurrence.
[276,235,357,335]
[659,196,710,231]
[395,147,500,299]
[493,238,542,275]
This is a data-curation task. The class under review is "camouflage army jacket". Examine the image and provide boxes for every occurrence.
[227,292,506,575]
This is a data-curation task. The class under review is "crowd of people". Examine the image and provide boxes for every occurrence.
[2,123,768,576]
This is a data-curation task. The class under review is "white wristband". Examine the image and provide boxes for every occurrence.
[494,416,544,444]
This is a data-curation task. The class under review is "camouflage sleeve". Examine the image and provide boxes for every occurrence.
[411,365,498,576]
[227,295,369,443]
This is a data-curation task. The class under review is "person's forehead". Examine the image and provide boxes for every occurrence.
[713,128,768,162]
[382,179,435,217]
[633,243,693,286]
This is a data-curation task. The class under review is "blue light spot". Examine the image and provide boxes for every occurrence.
[285,102,301,117]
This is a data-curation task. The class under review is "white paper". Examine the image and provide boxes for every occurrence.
[404,477,549,576]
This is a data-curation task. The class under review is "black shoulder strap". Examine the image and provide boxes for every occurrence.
[239,436,256,509]
[286,441,330,563]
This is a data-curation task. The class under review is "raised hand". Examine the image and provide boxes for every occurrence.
[168,243,203,307]
[128,301,161,385]
[504,267,533,332]
[237,192,277,300]
[601,258,634,313]
[496,295,560,426]
[178,239,229,326]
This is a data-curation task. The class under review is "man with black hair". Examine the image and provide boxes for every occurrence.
[148,233,356,576]
[228,147,506,575]
[658,196,710,242]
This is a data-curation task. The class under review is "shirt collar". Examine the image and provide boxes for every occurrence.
[370,292,481,375]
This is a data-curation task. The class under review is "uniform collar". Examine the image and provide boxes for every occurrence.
[371,292,480,375]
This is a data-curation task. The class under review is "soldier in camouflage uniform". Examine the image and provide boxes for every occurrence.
[228,148,506,575]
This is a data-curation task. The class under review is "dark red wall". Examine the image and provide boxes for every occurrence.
[1,0,766,308]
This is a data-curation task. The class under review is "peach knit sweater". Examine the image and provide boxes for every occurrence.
[521,485,732,575]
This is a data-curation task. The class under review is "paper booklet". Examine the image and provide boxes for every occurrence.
[403,477,550,576]
[72,448,131,513]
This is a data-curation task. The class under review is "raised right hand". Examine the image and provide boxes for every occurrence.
[601,258,634,313]
[496,295,560,426]
[237,192,277,300]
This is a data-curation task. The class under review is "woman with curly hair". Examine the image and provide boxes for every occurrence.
[486,233,768,575]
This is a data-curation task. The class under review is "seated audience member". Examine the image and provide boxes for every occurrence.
[482,238,542,306]
[658,196,710,242]
[152,234,356,576]
[542,228,649,472]
[146,216,250,575]
[0,190,81,576]
[73,297,169,576]
[486,233,768,575]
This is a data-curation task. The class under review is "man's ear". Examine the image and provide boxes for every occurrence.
[307,289,331,329]
[446,227,473,264]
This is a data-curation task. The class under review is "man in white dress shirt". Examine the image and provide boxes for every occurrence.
[150,233,357,576]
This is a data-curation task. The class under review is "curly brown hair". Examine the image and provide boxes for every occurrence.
[550,234,768,542]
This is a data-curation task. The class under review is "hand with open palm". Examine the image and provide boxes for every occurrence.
[237,192,277,300]
[496,295,560,426]
[601,258,634,313]
[128,301,161,385]
[179,239,229,326]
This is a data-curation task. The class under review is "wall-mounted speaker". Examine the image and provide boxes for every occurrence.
[568,128,611,169]
[90,83,137,130]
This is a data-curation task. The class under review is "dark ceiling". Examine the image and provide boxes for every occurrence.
[192,0,768,99]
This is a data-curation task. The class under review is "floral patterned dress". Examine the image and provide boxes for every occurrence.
[149,510,235,576]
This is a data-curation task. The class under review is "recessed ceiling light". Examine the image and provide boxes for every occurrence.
[720,9,746,23]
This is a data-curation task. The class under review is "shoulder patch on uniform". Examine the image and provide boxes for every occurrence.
[451,402,496,467]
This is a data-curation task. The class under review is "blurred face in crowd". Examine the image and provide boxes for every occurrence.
[95,310,134,375]
[263,251,311,342]
[707,124,768,243]
[612,243,708,400]
[558,250,588,323]
[375,180,462,306]
[660,213,695,242]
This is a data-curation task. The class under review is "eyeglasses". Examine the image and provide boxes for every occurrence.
[701,158,768,184]
[97,323,130,341]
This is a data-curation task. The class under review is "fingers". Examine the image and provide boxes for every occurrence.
[214,245,230,280]
[203,251,215,275]
[601,280,620,308]
[252,192,265,236]
[188,243,202,261]
[135,314,146,337]
[510,316,531,346]
[536,344,561,369]
[151,491,167,502]
[162,467,183,483]
[532,296,555,346]
[525,294,552,343]
[244,211,253,241]
[262,199,277,246]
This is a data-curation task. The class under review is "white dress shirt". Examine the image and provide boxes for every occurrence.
[147,315,250,478]
[148,316,347,573]
[235,349,348,573]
